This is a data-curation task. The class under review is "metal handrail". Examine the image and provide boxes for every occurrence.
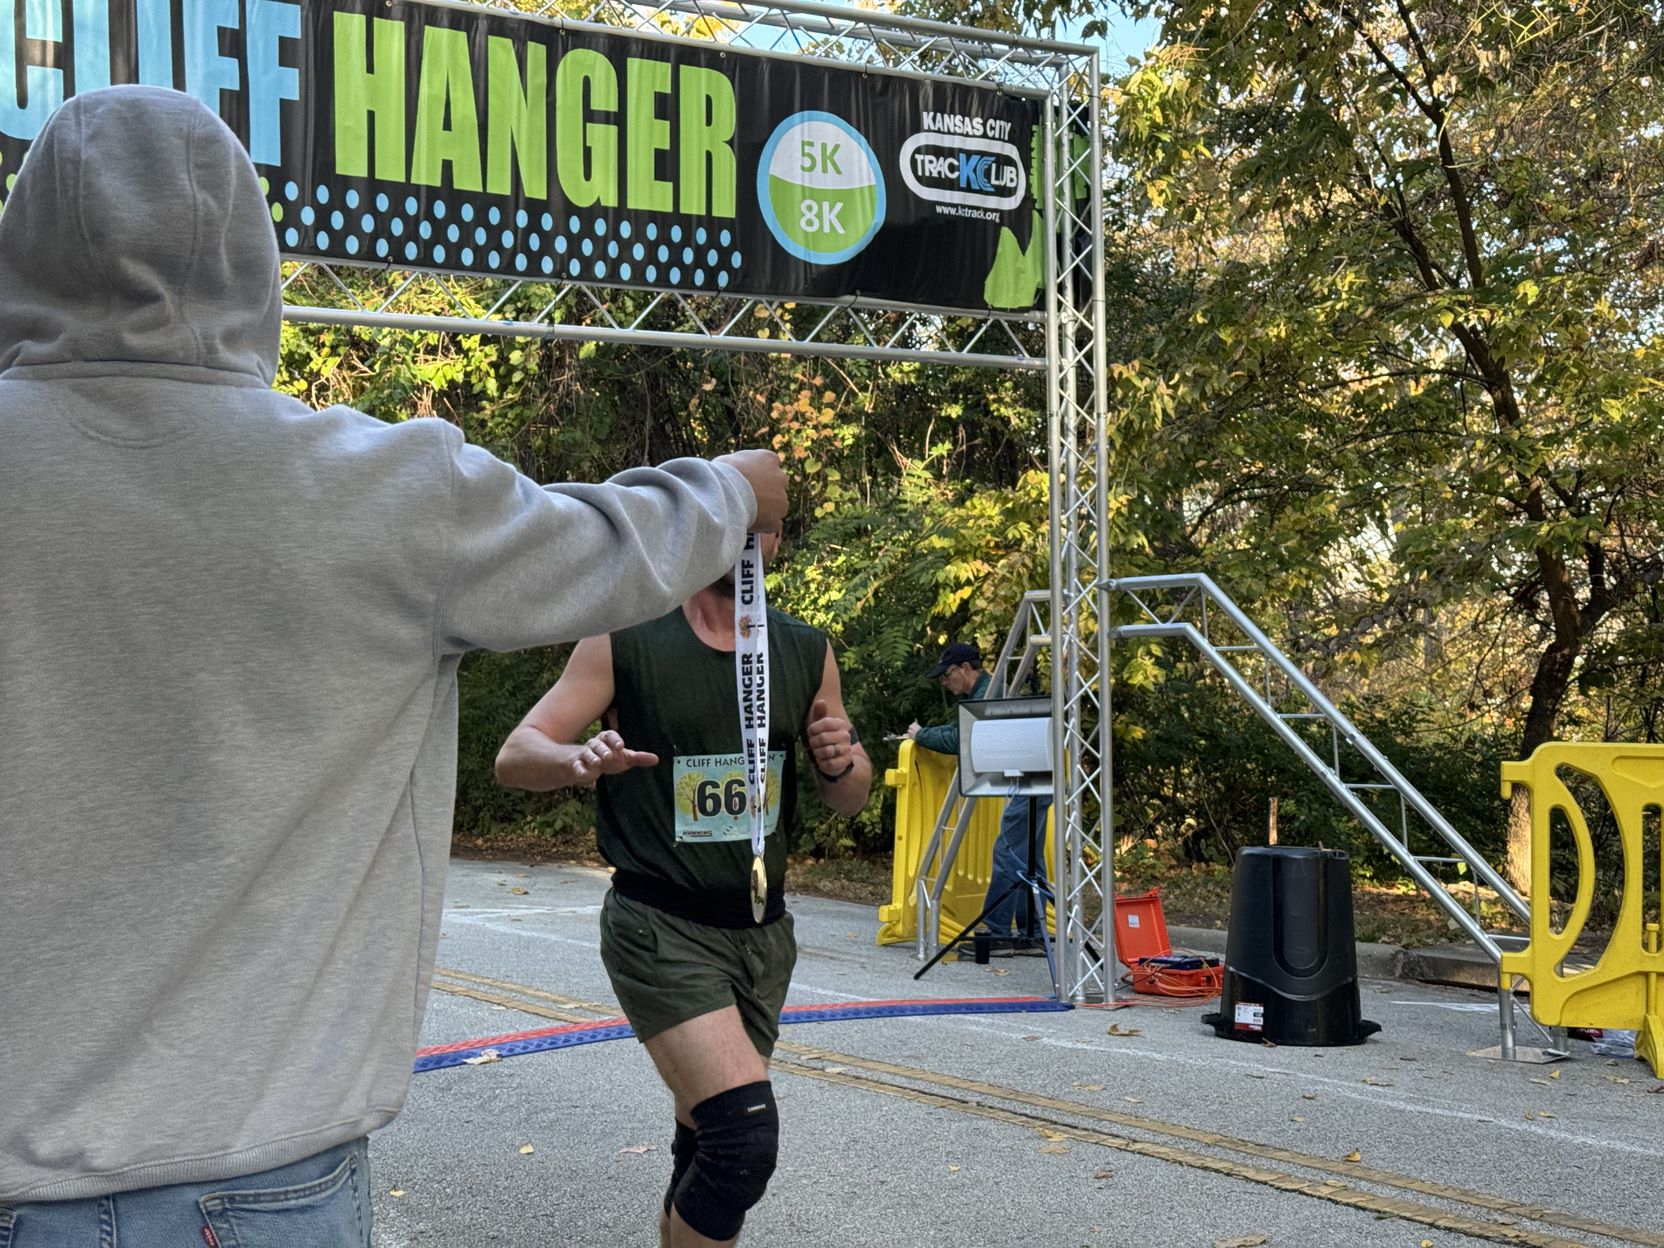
[1106,573,1554,1056]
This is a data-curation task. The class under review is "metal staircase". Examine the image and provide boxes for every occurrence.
[1107,573,1561,1059]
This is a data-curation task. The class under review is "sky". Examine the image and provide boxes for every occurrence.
[1058,9,1162,67]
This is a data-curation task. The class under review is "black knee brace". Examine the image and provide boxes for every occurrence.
[662,1120,697,1218]
[671,1081,779,1241]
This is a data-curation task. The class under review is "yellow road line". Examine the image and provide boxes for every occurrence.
[780,1060,1593,1248]
[427,971,1660,1248]
[775,1042,1664,1248]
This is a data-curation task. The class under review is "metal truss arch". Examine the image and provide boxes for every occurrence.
[281,0,1114,1004]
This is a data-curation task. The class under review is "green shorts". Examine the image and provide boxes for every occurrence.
[599,888,798,1058]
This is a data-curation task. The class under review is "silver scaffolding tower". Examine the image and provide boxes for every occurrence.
[280,0,1116,1004]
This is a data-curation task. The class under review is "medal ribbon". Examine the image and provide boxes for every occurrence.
[734,533,769,917]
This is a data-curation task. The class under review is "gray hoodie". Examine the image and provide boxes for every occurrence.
[0,87,755,1203]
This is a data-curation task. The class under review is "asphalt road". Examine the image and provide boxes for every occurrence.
[368,860,1663,1248]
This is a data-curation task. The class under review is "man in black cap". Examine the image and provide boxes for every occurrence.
[908,641,1051,943]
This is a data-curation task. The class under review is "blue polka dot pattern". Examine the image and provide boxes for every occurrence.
[272,185,746,290]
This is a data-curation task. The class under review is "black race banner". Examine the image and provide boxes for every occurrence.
[0,0,1045,311]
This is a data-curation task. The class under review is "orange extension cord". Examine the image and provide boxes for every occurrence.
[1121,955,1224,1000]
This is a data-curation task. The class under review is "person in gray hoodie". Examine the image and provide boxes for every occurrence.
[0,86,786,1246]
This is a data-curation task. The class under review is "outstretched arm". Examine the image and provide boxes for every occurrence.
[495,636,656,790]
[804,642,873,817]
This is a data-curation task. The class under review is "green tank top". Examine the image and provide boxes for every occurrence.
[597,604,826,928]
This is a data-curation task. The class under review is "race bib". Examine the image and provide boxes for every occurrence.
[673,751,786,843]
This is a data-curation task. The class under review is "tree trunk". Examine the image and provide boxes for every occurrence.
[1504,640,1581,894]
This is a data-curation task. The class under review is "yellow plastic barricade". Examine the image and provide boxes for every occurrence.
[877,739,1053,947]
[1499,744,1664,1078]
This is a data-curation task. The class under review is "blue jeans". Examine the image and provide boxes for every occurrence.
[981,795,1052,938]
[0,1138,371,1248]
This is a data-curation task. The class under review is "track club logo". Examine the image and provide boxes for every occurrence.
[900,114,1025,212]
[758,112,885,265]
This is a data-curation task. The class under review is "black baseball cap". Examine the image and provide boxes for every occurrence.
[927,641,981,678]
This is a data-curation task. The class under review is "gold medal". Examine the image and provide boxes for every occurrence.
[750,853,768,924]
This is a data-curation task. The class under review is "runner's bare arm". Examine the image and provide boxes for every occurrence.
[805,642,873,816]
[495,636,657,789]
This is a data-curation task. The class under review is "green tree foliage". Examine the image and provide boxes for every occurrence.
[1106,0,1664,885]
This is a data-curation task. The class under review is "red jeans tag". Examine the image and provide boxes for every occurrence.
[201,1225,220,1248]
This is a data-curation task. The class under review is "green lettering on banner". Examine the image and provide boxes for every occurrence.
[412,26,482,191]
[555,49,617,208]
[625,57,672,212]
[486,36,546,198]
[333,14,406,181]
[678,65,735,217]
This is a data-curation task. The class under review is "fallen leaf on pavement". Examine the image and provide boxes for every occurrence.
[1361,1077,1393,1087]
[1093,1169,1115,1180]
[618,1145,656,1155]
[388,1188,406,1198]
[1106,1024,1141,1037]
[1073,1083,1106,1091]
[509,887,529,895]
[1038,1143,1071,1155]
[1122,1096,1143,1103]
[1213,1236,1267,1247]
[1548,1069,1561,1079]
[947,1165,961,1173]
[519,1144,535,1156]
[1301,1092,1318,1100]
[1343,1150,1361,1163]
[462,1049,502,1066]
[1289,1115,1305,1122]
[1023,1034,1042,1041]
[1648,1085,1664,1094]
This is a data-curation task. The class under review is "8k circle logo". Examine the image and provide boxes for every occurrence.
[758,112,885,265]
